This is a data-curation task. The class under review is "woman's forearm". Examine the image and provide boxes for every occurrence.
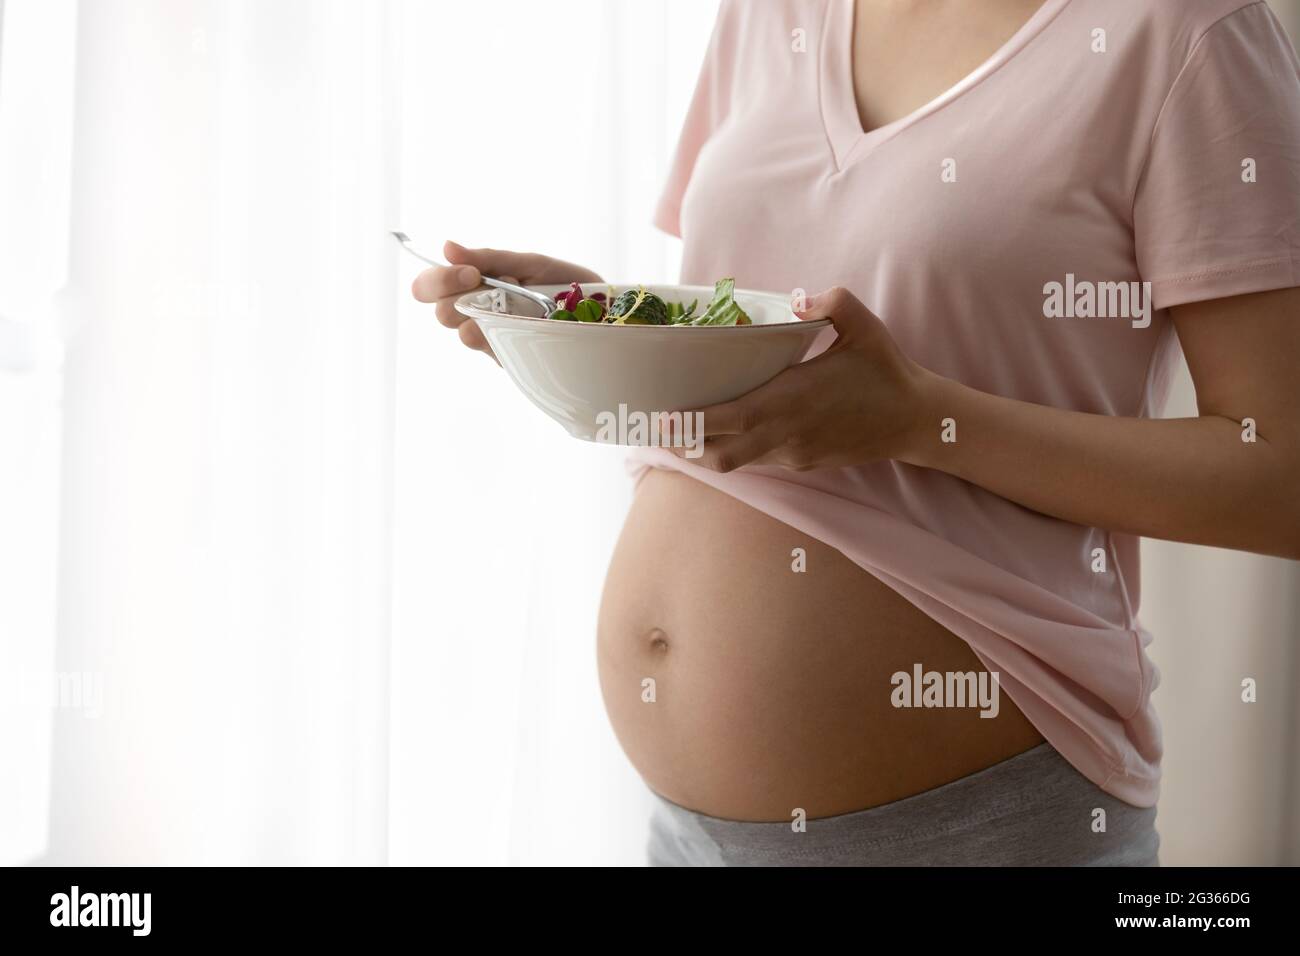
[901,369,1300,559]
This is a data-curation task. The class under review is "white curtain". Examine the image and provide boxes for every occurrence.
[1,0,1295,867]
[5,0,400,864]
[0,0,715,866]
[386,0,714,866]
[0,0,77,865]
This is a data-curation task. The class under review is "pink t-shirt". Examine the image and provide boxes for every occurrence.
[629,0,1300,807]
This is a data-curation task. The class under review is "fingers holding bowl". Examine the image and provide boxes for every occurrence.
[413,264,480,305]
[407,263,499,362]
[457,319,498,364]
[411,263,485,331]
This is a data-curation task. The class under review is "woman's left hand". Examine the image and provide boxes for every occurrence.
[667,287,933,472]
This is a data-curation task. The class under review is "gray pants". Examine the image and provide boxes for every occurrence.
[647,743,1159,866]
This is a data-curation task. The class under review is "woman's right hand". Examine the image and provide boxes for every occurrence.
[411,240,603,362]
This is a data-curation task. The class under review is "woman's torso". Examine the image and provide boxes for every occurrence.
[599,0,1083,823]
[600,0,1101,823]
[597,0,1278,816]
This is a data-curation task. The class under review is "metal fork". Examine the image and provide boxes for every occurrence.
[390,231,558,317]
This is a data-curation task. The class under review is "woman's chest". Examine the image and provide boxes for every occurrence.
[677,1,1155,298]
[679,82,1141,300]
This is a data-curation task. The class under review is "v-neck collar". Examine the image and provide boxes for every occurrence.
[818,0,1073,172]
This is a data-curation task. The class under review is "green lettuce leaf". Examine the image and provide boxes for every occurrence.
[689,278,751,326]
[574,299,603,323]
[666,298,698,324]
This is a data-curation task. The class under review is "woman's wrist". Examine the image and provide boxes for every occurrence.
[896,365,963,471]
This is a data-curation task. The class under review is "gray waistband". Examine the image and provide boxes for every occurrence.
[647,743,1160,866]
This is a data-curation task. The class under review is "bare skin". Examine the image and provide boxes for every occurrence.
[411,0,1300,822]
[850,0,1051,136]
[596,469,1043,821]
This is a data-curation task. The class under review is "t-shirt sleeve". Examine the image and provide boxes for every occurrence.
[653,3,737,238]
[1133,1,1300,311]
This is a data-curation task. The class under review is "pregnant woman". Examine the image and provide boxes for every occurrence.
[413,0,1300,865]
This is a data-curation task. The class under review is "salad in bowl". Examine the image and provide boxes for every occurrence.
[546,277,753,327]
[453,279,829,443]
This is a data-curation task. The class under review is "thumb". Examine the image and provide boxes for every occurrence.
[444,240,535,282]
[792,286,883,343]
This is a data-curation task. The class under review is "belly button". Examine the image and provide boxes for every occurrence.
[644,627,669,653]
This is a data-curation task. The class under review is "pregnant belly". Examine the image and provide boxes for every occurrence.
[597,468,1044,822]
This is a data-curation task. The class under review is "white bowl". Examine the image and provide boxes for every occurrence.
[455,284,830,442]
